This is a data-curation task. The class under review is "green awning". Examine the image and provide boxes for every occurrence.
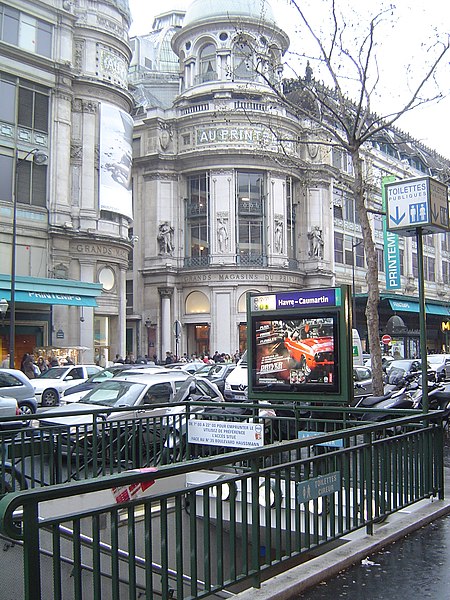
[389,298,450,316]
[0,274,102,307]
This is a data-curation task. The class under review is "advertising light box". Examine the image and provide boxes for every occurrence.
[253,314,339,393]
[247,287,353,403]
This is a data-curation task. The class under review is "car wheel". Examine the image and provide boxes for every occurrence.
[41,389,59,407]
[18,401,36,416]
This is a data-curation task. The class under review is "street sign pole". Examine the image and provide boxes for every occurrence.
[416,228,428,413]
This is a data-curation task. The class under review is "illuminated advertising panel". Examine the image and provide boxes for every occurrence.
[252,314,339,394]
[248,287,353,402]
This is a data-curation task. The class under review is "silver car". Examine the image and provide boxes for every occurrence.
[0,369,37,415]
[38,373,223,466]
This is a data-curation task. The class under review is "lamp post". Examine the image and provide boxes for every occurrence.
[9,148,48,369]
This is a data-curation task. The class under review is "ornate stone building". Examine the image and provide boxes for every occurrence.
[0,0,134,366]
[129,0,450,361]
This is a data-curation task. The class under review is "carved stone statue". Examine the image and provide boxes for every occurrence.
[217,216,229,253]
[157,222,175,255]
[308,226,324,259]
[274,219,283,254]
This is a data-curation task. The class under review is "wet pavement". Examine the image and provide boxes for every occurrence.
[296,436,450,599]
[298,514,450,599]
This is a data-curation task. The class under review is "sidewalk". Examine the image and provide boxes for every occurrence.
[234,467,450,600]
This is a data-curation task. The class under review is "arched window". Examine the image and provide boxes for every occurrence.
[199,43,217,83]
[186,291,210,314]
[233,40,257,81]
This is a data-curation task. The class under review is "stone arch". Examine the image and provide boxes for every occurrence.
[185,290,211,314]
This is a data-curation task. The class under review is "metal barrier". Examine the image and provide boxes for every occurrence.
[0,407,445,600]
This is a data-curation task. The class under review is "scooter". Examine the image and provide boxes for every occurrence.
[360,376,450,427]
[352,373,419,417]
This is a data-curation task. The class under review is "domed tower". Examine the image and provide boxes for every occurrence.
[132,0,333,359]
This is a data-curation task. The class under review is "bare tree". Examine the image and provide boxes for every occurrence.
[241,0,450,394]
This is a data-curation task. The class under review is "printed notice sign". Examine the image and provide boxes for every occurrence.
[188,419,264,448]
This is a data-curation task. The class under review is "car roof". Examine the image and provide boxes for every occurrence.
[113,370,191,383]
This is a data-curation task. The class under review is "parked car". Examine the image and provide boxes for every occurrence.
[38,373,224,463]
[164,362,206,375]
[31,365,102,407]
[427,354,450,382]
[0,369,37,415]
[194,363,236,394]
[62,363,165,402]
[0,395,21,429]
[353,365,373,396]
[224,351,248,401]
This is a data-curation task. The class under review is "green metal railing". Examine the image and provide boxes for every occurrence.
[0,407,445,600]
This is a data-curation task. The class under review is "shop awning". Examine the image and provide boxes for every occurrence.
[0,274,102,307]
[389,298,450,316]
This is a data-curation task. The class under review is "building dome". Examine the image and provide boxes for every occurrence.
[183,0,275,26]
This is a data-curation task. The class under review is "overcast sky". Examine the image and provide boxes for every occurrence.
[128,0,450,159]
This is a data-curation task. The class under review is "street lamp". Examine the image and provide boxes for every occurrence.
[9,148,48,369]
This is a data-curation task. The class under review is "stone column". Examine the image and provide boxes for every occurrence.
[159,287,173,359]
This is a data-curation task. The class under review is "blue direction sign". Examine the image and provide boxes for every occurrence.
[385,177,449,236]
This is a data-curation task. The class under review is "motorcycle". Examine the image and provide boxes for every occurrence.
[358,374,450,430]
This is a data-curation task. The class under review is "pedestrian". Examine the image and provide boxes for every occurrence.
[1,354,10,368]
[36,356,48,374]
[165,351,173,365]
[22,354,37,379]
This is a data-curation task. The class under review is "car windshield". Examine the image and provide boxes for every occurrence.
[388,367,407,385]
[87,368,120,383]
[81,380,146,407]
[37,367,68,379]
[428,355,445,365]
[195,365,213,376]
[390,360,417,371]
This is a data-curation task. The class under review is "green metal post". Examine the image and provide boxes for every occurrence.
[416,228,428,413]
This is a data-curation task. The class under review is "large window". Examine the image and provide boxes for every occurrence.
[334,233,364,267]
[186,174,209,265]
[234,41,257,81]
[0,73,49,133]
[0,75,49,207]
[198,43,217,83]
[333,188,359,225]
[0,4,52,58]
[237,172,264,264]
[16,158,47,207]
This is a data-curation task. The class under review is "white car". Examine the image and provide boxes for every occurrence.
[32,365,102,407]
[0,395,21,430]
[427,354,450,382]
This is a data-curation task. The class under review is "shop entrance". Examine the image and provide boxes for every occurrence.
[186,323,210,358]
